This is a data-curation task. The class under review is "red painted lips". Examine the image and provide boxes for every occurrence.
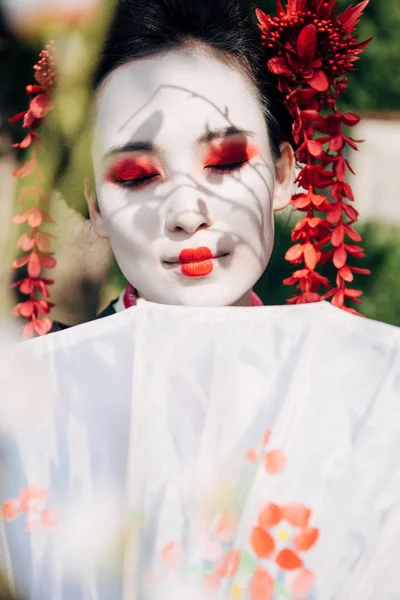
[179,247,214,277]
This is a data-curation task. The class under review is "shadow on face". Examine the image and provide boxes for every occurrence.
[87,47,294,306]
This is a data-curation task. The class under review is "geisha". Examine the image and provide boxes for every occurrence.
[68,0,296,321]
[3,2,396,600]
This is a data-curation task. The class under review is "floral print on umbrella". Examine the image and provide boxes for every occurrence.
[157,429,319,599]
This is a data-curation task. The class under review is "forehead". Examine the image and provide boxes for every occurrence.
[93,48,268,154]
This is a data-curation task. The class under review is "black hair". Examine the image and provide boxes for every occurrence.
[93,0,294,158]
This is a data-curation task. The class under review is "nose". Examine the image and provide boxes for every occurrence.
[165,207,211,234]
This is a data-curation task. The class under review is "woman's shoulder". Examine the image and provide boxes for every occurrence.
[50,300,118,333]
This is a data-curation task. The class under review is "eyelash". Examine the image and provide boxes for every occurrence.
[114,161,247,189]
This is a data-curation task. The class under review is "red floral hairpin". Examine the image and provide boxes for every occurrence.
[256,0,371,313]
[10,42,57,340]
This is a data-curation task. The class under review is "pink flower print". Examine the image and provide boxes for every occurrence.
[161,542,184,567]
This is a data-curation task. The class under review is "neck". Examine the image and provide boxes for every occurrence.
[122,283,261,309]
[232,289,253,307]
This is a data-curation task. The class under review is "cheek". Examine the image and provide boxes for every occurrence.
[226,164,275,234]
[97,184,163,251]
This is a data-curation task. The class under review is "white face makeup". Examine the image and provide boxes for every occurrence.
[90,47,294,306]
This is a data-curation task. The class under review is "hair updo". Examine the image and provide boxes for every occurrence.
[93,0,294,158]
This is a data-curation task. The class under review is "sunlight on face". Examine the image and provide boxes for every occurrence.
[90,47,291,306]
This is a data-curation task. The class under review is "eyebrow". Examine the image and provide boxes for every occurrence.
[104,126,255,159]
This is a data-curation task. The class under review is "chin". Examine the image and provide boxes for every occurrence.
[158,283,250,307]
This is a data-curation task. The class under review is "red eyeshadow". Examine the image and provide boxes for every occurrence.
[106,158,158,182]
[204,141,259,166]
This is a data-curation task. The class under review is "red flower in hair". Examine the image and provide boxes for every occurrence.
[269,24,329,92]
[10,43,57,339]
[256,0,371,312]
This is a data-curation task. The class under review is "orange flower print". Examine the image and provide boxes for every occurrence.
[293,527,319,552]
[246,429,287,476]
[276,548,303,570]
[283,504,312,528]
[250,501,319,573]
[152,428,319,599]
[263,450,287,475]
[249,566,274,600]
[215,549,241,578]
[250,526,275,559]
[1,485,58,530]
[161,541,184,567]
[19,484,48,514]
[258,503,281,528]
[1,499,20,521]
[213,509,239,543]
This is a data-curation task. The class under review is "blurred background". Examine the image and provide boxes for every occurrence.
[0,0,399,331]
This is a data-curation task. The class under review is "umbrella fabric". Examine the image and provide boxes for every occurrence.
[1,301,400,600]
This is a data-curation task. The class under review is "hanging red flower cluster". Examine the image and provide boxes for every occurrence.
[9,42,57,340]
[256,0,371,312]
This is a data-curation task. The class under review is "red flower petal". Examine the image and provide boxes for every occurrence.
[297,24,317,61]
[276,548,303,570]
[34,279,51,297]
[345,225,362,242]
[12,255,29,269]
[34,318,53,336]
[36,232,51,252]
[341,112,361,126]
[285,244,304,262]
[28,252,41,278]
[344,288,363,298]
[338,0,369,34]
[13,160,35,179]
[335,156,347,182]
[29,94,52,119]
[8,111,27,123]
[23,111,36,128]
[39,255,57,270]
[19,300,35,318]
[20,278,35,294]
[307,139,324,157]
[283,504,311,527]
[331,223,345,247]
[162,542,184,567]
[12,211,30,225]
[1,499,20,521]
[35,299,51,315]
[246,448,258,464]
[27,209,43,228]
[264,449,287,475]
[303,242,318,270]
[307,70,329,92]
[249,566,274,600]
[332,289,345,308]
[262,429,271,446]
[258,503,282,528]
[329,135,344,152]
[250,526,275,558]
[268,57,293,77]
[214,510,238,542]
[293,527,319,551]
[292,193,311,209]
[21,321,37,341]
[215,549,241,578]
[339,266,354,282]
[19,485,48,515]
[17,232,35,252]
[333,245,347,269]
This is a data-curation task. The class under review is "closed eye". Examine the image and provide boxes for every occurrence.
[206,161,247,174]
[114,174,159,188]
